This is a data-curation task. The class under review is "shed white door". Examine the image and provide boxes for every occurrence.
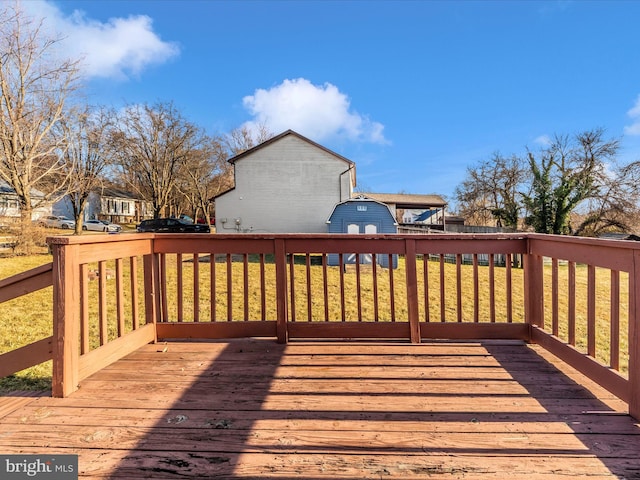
[346,223,377,264]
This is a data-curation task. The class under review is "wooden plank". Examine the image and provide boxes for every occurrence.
[130,256,139,330]
[587,264,596,357]
[529,235,633,272]
[77,239,152,264]
[116,258,125,337]
[7,404,639,435]
[274,238,288,343]
[0,448,628,479]
[630,250,640,420]
[421,322,529,340]
[506,253,513,323]
[568,260,576,345]
[4,339,639,479]
[242,253,248,321]
[288,321,412,340]
[51,244,80,398]
[456,253,462,322]
[193,253,200,322]
[489,254,495,323]
[439,254,446,321]
[78,323,156,381]
[524,253,543,329]
[404,238,420,342]
[422,255,430,322]
[530,327,629,404]
[4,423,640,457]
[80,263,89,354]
[98,260,108,346]
[0,337,53,377]
[156,321,277,340]
[0,391,48,420]
[0,262,52,303]
[610,270,620,370]
[552,258,559,335]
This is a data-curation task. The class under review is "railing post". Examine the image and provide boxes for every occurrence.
[630,251,640,420]
[275,238,289,343]
[405,238,421,343]
[143,241,159,342]
[524,247,544,334]
[51,243,80,398]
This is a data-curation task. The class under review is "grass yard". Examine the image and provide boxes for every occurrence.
[0,252,630,392]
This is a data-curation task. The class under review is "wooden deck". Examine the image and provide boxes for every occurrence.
[1,339,639,479]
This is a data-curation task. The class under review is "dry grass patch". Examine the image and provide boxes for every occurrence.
[0,253,630,392]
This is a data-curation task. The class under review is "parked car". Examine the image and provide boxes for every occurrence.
[82,219,122,233]
[136,218,211,233]
[39,215,75,229]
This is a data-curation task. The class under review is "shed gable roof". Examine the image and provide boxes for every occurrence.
[326,195,397,224]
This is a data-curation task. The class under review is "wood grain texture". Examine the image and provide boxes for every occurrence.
[1,339,638,479]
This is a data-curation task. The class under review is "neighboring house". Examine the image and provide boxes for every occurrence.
[215,130,355,233]
[0,181,52,223]
[360,192,448,229]
[55,188,153,224]
[599,232,640,242]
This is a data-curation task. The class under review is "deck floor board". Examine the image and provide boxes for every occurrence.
[1,339,639,479]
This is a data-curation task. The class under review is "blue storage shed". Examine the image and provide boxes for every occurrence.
[326,196,398,268]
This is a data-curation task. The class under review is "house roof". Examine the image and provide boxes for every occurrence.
[227,129,355,170]
[358,192,447,208]
[0,180,45,197]
[94,187,141,200]
[599,232,640,242]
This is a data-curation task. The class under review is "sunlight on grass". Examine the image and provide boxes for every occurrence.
[0,252,631,391]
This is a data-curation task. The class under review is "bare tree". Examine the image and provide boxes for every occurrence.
[455,153,525,229]
[0,3,81,251]
[111,102,204,218]
[175,135,233,225]
[58,106,115,234]
[224,124,272,156]
[574,160,640,236]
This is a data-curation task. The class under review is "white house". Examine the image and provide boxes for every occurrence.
[0,181,52,223]
[215,130,355,233]
[55,187,153,224]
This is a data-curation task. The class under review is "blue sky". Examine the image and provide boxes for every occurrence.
[25,0,640,209]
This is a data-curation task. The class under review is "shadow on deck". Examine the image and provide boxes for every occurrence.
[1,338,639,479]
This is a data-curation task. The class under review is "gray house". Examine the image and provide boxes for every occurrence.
[214,130,355,233]
[326,195,398,268]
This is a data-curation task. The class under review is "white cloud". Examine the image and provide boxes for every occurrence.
[22,1,179,80]
[242,78,388,144]
[624,95,640,136]
[533,134,552,146]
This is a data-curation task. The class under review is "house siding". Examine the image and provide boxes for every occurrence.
[216,134,354,233]
[0,183,51,222]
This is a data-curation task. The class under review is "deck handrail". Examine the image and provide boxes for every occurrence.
[0,263,54,378]
[1,232,638,420]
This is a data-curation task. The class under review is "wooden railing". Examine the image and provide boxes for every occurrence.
[0,263,54,378]
[0,232,638,420]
